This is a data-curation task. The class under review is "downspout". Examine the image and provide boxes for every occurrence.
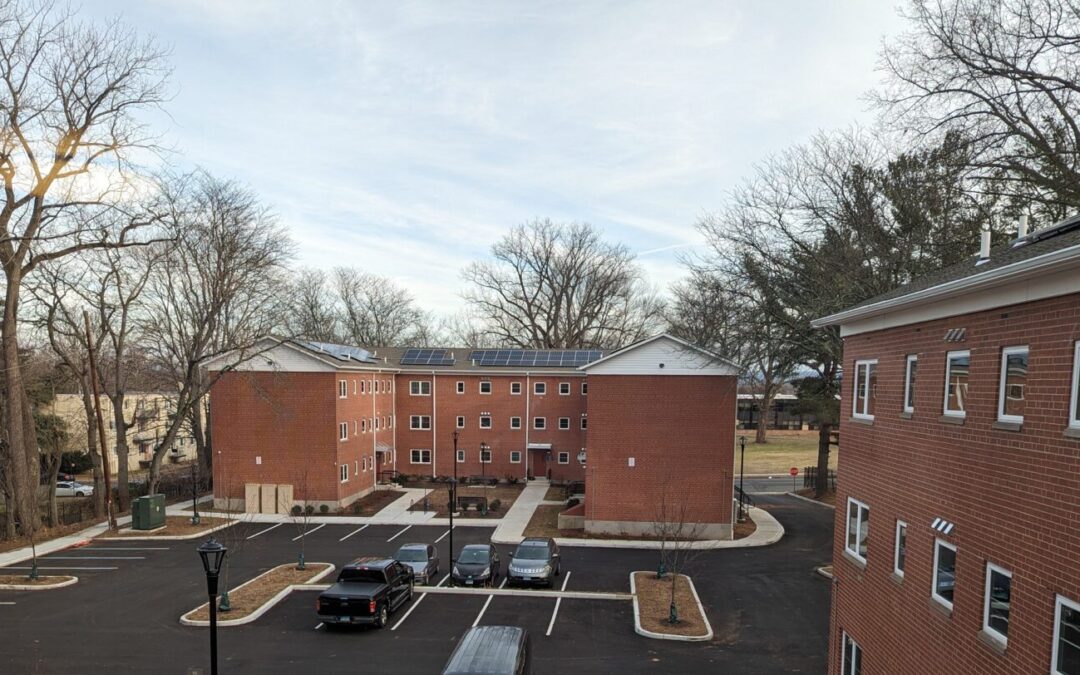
[372,368,378,488]
[431,372,437,479]
[525,372,531,481]
[392,375,397,470]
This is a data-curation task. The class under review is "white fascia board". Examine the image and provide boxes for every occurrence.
[581,334,741,376]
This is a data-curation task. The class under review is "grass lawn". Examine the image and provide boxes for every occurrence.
[737,430,838,475]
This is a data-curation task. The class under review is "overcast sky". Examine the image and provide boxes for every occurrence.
[91,0,908,314]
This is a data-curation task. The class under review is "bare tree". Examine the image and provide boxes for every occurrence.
[284,268,340,342]
[463,219,663,349]
[332,267,431,347]
[0,1,170,535]
[651,477,707,625]
[280,466,317,570]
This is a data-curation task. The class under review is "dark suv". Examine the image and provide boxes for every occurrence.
[507,538,560,587]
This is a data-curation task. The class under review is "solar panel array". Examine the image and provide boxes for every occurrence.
[468,349,603,368]
[300,341,375,363]
[400,348,456,366]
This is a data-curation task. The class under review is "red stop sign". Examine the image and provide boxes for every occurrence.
[789,467,799,477]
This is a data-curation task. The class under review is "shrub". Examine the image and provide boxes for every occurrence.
[304,504,315,516]
[351,502,364,515]
[60,451,94,475]
[489,498,502,512]
[291,505,302,516]
[319,504,329,514]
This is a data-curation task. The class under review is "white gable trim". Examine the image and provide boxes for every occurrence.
[580,334,740,376]
[201,337,395,373]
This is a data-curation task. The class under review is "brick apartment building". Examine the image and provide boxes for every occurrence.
[814,216,1080,674]
[205,334,740,538]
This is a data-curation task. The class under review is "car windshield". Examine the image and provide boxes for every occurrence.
[339,568,386,583]
[458,549,489,564]
[396,549,427,562]
[514,545,549,561]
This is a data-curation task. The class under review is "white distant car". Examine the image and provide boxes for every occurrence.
[55,481,93,497]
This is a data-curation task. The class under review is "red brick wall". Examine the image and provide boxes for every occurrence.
[830,293,1080,674]
[583,374,737,531]
[334,372,396,500]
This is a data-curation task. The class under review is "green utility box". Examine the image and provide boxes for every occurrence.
[132,494,166,530]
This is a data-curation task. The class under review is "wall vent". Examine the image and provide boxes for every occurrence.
[943,328,966,342]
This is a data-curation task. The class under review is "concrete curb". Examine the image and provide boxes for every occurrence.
[0,575,79,591]
[179,563,336,627]
[171,509,500,528]
[98,521,236,542]
[629,572,713,642]
[815,565,834,580]
[786,492,836,509]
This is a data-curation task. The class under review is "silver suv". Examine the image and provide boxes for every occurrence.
[507,537,560,587]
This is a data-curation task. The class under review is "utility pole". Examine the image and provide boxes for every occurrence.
[84,311,117,531]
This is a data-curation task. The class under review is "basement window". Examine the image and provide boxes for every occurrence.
[997,346,1028,424]
[944,351,970,417]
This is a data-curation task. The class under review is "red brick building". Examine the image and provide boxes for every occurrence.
[814,216,1080,674]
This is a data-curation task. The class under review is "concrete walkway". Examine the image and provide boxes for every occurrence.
[490,479,549,545]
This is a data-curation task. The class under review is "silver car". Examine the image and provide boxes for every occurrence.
[395,543,439,585]
[55,481,94,498]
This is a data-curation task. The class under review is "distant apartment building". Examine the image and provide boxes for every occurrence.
[813,216,1080,674]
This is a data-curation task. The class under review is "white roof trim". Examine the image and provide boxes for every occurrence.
[201,337,397,373]
[578,333,741,372]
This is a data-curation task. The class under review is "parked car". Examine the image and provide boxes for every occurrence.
[316,557,414,628]
[507,537,560,587]
[55,481,93,498]
[452,544,501,587]
[395,543,439,585]
[442,625,531,675]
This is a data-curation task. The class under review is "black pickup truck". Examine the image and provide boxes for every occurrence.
[316,557,415,628]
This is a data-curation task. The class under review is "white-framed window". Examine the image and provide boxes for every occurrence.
[932,538,957,610]
[1071,341,1080,429]
[480,448,492,463]
[844,498,869,563]
[841,632,862,675]
[557,452,569,464]
[409,380,431,396]
[410,449,431,464]
[511,381,522,395]
[375,417,380,430]
[479,381,492,394]
[558,417,570,430]
[340,464,349,482]
[361,419,367,432]
[386,380,393,394]
[852,359,877,419]
[456,449,465,463]
[456,416,465,429]
[997,345,1029,424]
[510,450,521,463]
[903,355,917,413]
[581,382,588,395]
[410,415,431,430]
[534,417,546,430]
[339,379,348,398]
[353,379,357,395]
[360,380,366,394]
[944,350,971,417]
[479,416,492,429]
[354,460,358,476]
[559,382,570,395]
[388,415,393,428]
[534,382,546,395]
[510,416,522,429]
[894,520,907,578]
[456,381,465,394]
[1053,594,1080,674]
[353,420,358,435]
[362,456,367,472]
[982,562,1011,644]
[581,416,587,430]
[375,380,380,394]
[339,422,348,441]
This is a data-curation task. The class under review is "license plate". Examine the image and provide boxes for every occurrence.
[465,580,474,586]
[339,617,350,622]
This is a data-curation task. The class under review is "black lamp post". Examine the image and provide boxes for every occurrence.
[449,431,459,586]
[197,538,228,675]
[738,435,747,522]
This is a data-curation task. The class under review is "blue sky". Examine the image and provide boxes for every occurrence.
[90,0,907,314]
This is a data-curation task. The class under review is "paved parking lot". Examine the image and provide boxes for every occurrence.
[0,495,832,674]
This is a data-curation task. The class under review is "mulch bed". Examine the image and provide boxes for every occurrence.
[734,517,757,539]
[0,574,76,587]
[523,505,717,541]
[185,563,332,622]
[405,483,523,518]
[338,490,406,516]
[0,522,91,555]
[98,516,231,538]
[543,486,565,501]
[796,488,836,506]
[633,572,709,637]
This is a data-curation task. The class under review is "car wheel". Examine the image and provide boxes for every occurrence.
[76,492,85,497]
[375,604,389,628]
[407,580,414,602]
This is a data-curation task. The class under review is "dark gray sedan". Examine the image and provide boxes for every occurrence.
[395,543,440,585]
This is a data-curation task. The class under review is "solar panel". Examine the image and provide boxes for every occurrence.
[299,341,376,363]
[468,349,603,367]
[400,348,456,366]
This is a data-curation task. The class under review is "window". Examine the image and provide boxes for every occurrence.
[852,359,877,419]
[456,449,465,463]
[1053,595,1080,675]
[353,420,358,435]
[510,416,522,429]
[511,381,522,395]
[354,460,358,476]
[558,417,570,430]
[534,417,546,429]
[339,422,348,441]
[375,417,380,430]
[842,632,862,675]
[362,456,367,472]
[410,415,431,430]
[410,449,431,464]
[480,448,492,463]
[894,521,907,578]
[409,380,431,396]
[360,380,366,394]
[998,346,1029,423]
[456,416,465,429]
[456,381,465,394]
[559,382,570,395]
[339,380,348,398]
[479,416,492,429]
[558,452,569,464]
[479,381,492,394]
[361,419,367,432]
[534,382,546,395]
[353,379,357,395]
[904,355,917,413]
[844,498,869,563]
[581,416,587,430]
[1071,341,1080,429]
[932,539,957,610]
[982,563,1011,644]
[944,350,970,417]
[510,451,521,463]
[340,464,349,482]
[375,380,380,394]
[582,382,588,395]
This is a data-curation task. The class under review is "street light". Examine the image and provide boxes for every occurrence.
[197,538,228,675]
[738,436,747,522]
[449,431,459,586]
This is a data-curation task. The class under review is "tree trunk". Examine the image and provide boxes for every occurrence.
[815,422,832,498]
[755,414,768,444]
[2,271,41,536]
[111,394,130,512]
[45,447,62,527]
[190,402,209,476]
[80,389,105,517]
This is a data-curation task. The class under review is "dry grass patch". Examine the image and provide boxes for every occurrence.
[738,431,838,475]
[99,516,231,538]
[795,488,836,507]
[339,490,406,516]
[543,486,565,501]
[633,572,709,637]
[407,483,523,518]
[523,505,715,542]
[186,563,332,622]
[0,574,76,587]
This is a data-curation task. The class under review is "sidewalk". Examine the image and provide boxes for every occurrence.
[490,480,549,545]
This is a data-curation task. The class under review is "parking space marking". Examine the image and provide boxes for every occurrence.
[247,523,283,540]
[546,571,571,637]
[339,524,369,541]
[434,527,452,543]
[4,566,118,571]
[45,556,145,560]
[436,573,450,587]
[387,525,411,542]
[472,593,496,627]
[391,592,427,630]
[292,524,326,541]
[0,602,16,605]
[82,547,169,551]
[314,622,324,630]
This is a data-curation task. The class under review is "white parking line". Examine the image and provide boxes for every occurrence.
[0,602,16,605]
[546,571,571,637]
[391,591,427,631]
[314,623,324,631]
[4,566,118,571]
[82,547,169,551]
[386,525,411,543]
[292,524,326,541]
[434,527,452,543]
[472,594,495,627]
[339,524,369,541]
[45,556,145,560]
[436,573,450,587]
[247,523,283,540]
